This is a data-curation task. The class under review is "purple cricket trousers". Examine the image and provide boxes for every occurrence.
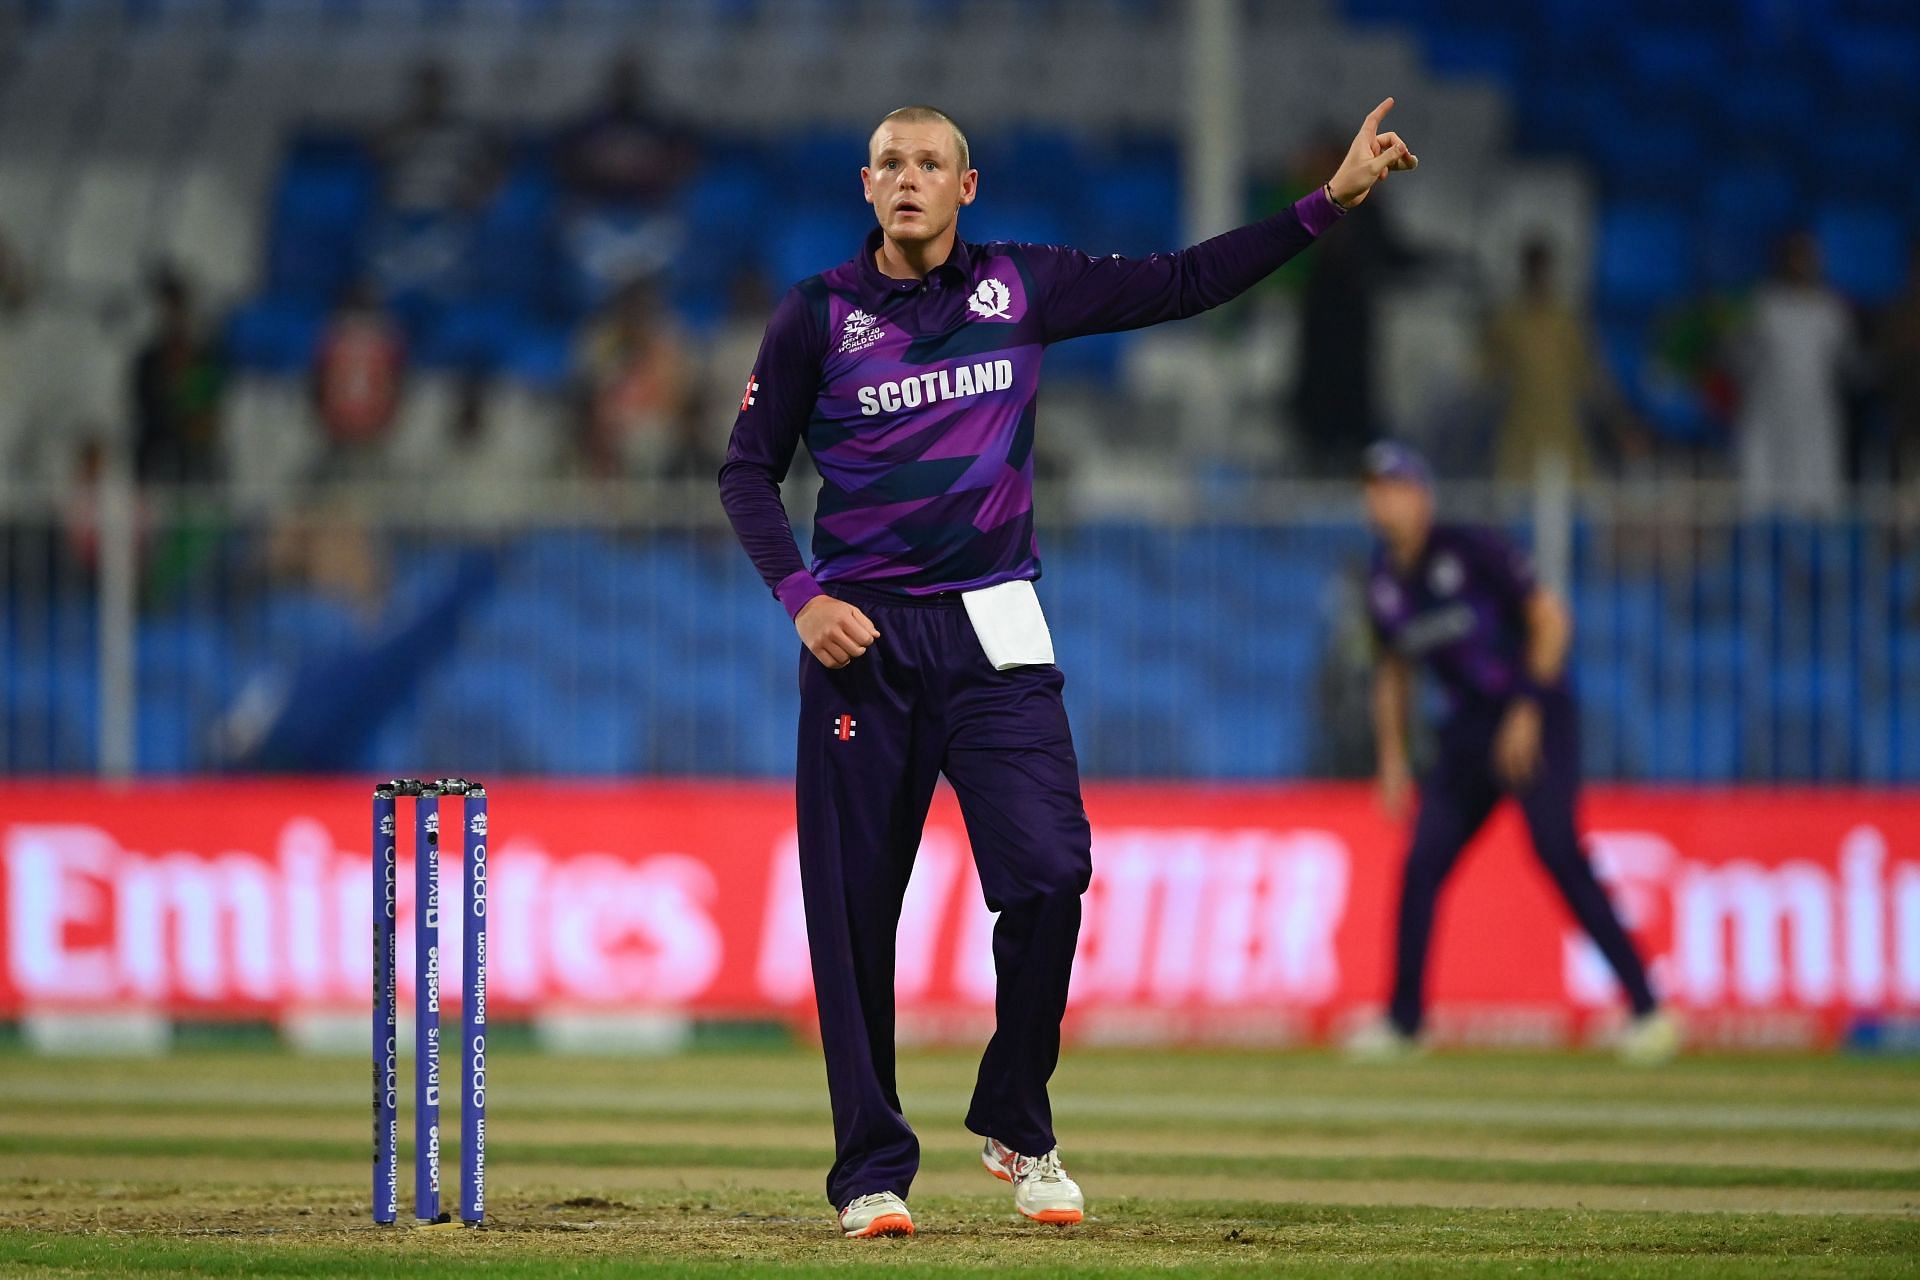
[795,583,1093,1210]
[1389,691,1658,1035]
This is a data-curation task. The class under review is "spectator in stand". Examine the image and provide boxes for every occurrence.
[1286,131,1422,478]
[369,63,503,306]
[555,58,697,311]
[1878,242,1920,487]
[574,278,695,477]
[0,226,31,455]
[557,56,699,207]
[312,282,407,478]
[1483,239,1640,486]
[264,494,387,622]
[132,268,224,483]
[377,62,503,215]
[1732,232,1857,516]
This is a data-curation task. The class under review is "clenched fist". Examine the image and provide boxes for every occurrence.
[1378,756,1414,820]
[796,596,881,669]
[1493,698,1544,791]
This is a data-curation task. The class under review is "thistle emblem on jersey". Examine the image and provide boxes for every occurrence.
[968,277,1012,320]
[840,309,887,354]
[834,715,858,742]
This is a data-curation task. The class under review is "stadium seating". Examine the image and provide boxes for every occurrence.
[4,1,1918,785]
[1341,0,1920,441]
[1813,205,1908,306]
[1593,204,1693,316]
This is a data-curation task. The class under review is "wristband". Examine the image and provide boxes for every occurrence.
[1510,675,1547,706]
[1323,181,1354,212]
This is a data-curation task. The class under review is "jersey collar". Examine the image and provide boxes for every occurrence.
[856,227,974,297]
[1378,524,1440,586]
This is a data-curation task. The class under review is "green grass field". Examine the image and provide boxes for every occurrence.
[0,1044,1914,1277]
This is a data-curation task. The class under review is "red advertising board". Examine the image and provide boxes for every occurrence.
[2,781,1915,1046]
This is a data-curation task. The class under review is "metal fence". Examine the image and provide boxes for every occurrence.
[3,477,1916,783]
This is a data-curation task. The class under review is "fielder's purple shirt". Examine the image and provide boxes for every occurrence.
[1367,523,1560,711]
[720,190,1346,617]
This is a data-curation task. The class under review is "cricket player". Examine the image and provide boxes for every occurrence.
[1352,441,1678,1065]
[719,101,1417,1238]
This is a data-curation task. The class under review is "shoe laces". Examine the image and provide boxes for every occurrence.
[844,1192,896,1215]
[1020,1148,1068,1186]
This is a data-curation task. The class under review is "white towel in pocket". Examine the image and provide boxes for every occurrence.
[961,579,1055,670]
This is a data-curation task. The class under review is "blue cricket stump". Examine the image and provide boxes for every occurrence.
[371,788,399,1226]
[461,786,489,1225]
[414,784,443,1223]
[372,778,485,1228]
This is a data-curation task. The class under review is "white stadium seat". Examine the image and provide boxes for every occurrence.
[56,160,162,293]
[158,163,267,306]
[225,374,321,495]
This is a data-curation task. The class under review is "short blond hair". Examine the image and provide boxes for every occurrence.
[871,105,970,171]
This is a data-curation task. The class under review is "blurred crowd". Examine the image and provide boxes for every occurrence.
[1268,132,1920,512]
[3,58,765,503]
[5,57,1920,518]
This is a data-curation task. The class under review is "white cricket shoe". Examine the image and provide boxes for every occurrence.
[1343,1017,1425,1063]
[982,1137,1084,1224]
[838,1191,913,1238]
[1617,1009,1680,1066]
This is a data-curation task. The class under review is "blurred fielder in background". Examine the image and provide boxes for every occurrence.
[1353,441,1677,1066]
[720,101,1417,1237]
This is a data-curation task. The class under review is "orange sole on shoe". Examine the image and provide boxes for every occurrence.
[985,1165,1013,1183]
[844,1214,915,1239]
[1020,1208,1083,1225]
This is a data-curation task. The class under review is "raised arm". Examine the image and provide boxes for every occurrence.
[1030,97,1418,343]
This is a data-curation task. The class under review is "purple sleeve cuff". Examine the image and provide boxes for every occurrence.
[776,570,825,620]
[1293,186,1348,238]
[1509,674,1547,705]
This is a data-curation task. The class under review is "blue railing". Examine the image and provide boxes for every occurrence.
[5,482,1916,782]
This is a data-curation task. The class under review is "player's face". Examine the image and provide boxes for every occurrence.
[1363,478,1431,543]
[862,122,976,246]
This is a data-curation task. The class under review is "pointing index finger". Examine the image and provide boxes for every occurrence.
[1363,96,1395,137]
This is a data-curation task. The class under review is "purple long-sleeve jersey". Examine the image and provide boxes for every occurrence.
[1367,523,1564,713]
[719,190,1346,618]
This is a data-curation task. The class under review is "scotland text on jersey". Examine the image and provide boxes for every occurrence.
[855,359,1016,417]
